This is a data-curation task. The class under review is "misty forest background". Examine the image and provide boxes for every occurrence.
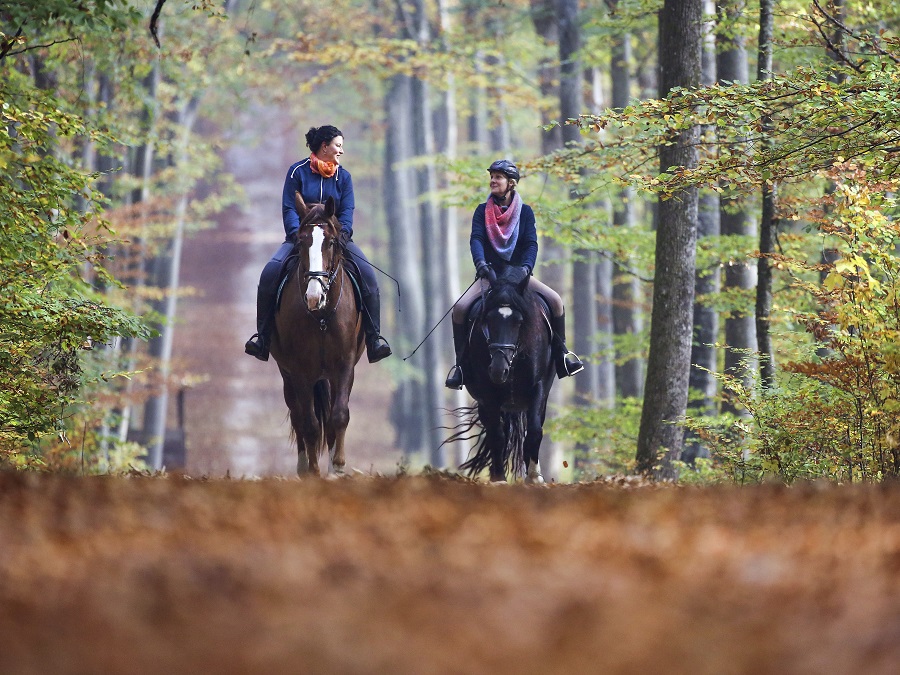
[2,0,900,483]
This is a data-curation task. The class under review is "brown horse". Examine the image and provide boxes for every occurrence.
[269,194,365,476]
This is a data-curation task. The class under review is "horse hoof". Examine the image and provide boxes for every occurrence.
[525,474,545,485]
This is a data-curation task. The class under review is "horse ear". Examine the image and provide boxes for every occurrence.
[324,196,336,219]
[295,191,309,219]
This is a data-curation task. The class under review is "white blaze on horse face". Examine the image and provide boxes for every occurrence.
[498,307,513,319]
[306,226,327,309]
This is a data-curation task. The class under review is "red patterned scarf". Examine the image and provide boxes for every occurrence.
[484,192,522,261]
[310,152,338,178]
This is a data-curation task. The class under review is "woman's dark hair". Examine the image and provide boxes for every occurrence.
[305,125,343,153]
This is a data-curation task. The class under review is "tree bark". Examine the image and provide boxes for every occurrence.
[716,0,757,417]
[635,0,702,478]
[684,0,719,463]
[385,73,427,455]
[609,25,644,400]
[409,0,445,462]
[756,0,776,389]
[529,0,566,481]
[559,0,597,473]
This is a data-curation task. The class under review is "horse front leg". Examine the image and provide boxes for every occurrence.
[478,402,507,482]
[524,382,551,485]
[282,373,321,477]
[523,408,545,485]
[327,369,355,477]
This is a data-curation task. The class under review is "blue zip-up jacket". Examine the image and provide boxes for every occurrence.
[281,158,355,239]
[470,200,538,272]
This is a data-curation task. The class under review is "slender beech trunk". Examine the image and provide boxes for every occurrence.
[529,0,566,482]
[559,0,597,474]
[385,74,427,455]
[609,21,644,400]
[143,98,199,470]
[684,0,719,463]
[716,0,757,417]
[635,0,702,478]
[756,0,777,389]
[409,0,445,461]
[437,0,468,467]
[588,66,615,407]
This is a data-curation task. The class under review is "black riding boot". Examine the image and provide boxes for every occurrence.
[361,291,392,363]
[551,313,584,378]
[444,321,468,390]
[244,283,275,362]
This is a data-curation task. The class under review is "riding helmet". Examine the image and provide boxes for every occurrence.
[487,159,520,182]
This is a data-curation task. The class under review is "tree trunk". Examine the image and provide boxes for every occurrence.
[609,24,644,400]
[756,0,776,389]
[716,0,757,417]
[529,0,566,481]
[684,0,719,463]
[559,0,597,473]
[409,0,445,462]
[437,0,468,467]
[635,0,702,478]
[143,98,199,470]
[588,66,615,406]
[385,74,427,455]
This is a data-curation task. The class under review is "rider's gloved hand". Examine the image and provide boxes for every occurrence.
[339,230,352,247]
[506,265,530,286]
[476,261,497,285]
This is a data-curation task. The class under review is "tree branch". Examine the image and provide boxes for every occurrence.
[150,0,167,48]
[811,0,900,65]
[0,26,24,61]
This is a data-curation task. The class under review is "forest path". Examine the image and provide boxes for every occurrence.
[172,109,401,477]
[2,474,899,674]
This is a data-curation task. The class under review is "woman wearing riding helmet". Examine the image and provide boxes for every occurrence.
[445,159,584,389]
[244,124,391,364]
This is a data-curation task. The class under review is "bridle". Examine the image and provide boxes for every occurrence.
[299,226,345,330]
[481,302,520,370]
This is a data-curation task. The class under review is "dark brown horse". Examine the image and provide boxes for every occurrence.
[269,194,365,476]
[452,268,556,483]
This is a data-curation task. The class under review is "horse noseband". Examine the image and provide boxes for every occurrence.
[304,267,338,296]
[482,305,519,368]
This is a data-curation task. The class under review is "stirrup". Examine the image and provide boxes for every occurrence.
[556,351,584,378]
[244,333,269,362]
[445,365,463,390]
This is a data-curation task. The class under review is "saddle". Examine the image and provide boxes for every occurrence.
[275,252,363,312]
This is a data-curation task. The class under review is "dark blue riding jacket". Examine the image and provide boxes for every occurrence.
[470,199,538,272]
[282,158,355,240]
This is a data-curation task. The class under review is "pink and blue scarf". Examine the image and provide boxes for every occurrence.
[484,192,522,261]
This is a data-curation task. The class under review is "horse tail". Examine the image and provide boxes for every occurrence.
[313,379,330,456]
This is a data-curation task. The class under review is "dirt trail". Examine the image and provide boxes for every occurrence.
[2,473,899,674]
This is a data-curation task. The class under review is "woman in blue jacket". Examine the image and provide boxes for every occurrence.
[445,159,583,389]
[245,125,391,363]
